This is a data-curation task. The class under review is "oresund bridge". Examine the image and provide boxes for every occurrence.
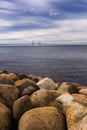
[0,41,43,47]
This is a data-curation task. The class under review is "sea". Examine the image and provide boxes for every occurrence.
[0,45,87,85]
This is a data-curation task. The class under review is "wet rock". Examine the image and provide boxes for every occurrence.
[0,84,19,108]
[57,82,79,96]
[18,107,66,130]
[0,102,11,130]
[37,77,56,90]
[13,95,32,121]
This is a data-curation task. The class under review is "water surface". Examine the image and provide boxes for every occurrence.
[0,45,87,85]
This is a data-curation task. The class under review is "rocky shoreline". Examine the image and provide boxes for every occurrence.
[0,69,87,130]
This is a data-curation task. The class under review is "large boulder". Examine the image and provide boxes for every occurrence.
[57,82,79,96]
[0,84,19,108]
[18,107,66,130]
[0,102,11,130]
[30,89,59,108]
[56,93,75,113]
[13,95,32,121]
[66,102,87,130]
[56,93,87,130]
[37,77,56,90]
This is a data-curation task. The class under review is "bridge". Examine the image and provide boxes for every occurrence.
[0,40,44,46]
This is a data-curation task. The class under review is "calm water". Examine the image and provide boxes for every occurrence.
[0,45,87,85]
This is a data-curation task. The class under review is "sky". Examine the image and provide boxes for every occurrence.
[0,0,87,44]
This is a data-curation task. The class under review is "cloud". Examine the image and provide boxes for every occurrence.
[49,9,60,16]
[0,0,16,10]
[0,0,87,44]
[0,17,87,43]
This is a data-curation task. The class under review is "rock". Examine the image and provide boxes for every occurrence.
[0,73,8,77]
[79,88,87,95]
[77,86,87,90]
[7,73,19,81]
[56,93,75,114]
[0,102,11,130]
[21,86,37,96]
[28,74,43,83]
[49,90,60,98]
[31,89,59,108]
[15,79,30,87]
[62,82,80,88]
[13,95,32,121]
[66,102,87,130]
[55,82,61,89]
[57,82,79,96]
[15,79,40,96]
[0,70,8,74]
[0,84,19,108]
[0,76,15,85]
[37,77,56,90]
[72,94,87,105]
[56,92,87,130]
[18,74,28,80]
[18,107,66,130]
